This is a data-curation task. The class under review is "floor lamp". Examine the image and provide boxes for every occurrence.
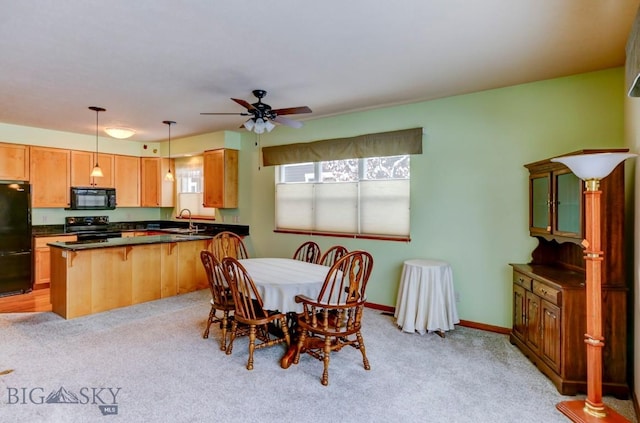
[551,152,637,422]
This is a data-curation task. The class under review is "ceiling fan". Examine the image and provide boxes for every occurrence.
[200,89,312,133]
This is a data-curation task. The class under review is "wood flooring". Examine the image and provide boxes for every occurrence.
[0,289,51,313]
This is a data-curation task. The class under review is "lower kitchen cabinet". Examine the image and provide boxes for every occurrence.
[176,239,210,293]
[50,236,212,319]
[33,235,77,289]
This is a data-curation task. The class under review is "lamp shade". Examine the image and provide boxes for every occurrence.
[551,152,637,180]
[105,127,136,139]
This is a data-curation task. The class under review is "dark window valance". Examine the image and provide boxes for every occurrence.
[261,127,423,166]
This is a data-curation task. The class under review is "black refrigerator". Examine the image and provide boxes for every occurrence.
[0,183,32,296]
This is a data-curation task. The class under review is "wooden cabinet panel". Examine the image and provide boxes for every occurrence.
[177,239,210,293]
[0,142,29,181]
[540,300,561,373]
[140,157,174,207]
[525,290,541,355]
[30,146,71,208]
[90,248,132,313]
[33,235,77,288]
[114,155,140,207]
[203,149,238,208]
[71,150,114,188]
[161,243,178,298]
[131,244,161,304]
[512,283,526,343]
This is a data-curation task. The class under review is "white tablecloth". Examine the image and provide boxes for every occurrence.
[238,258,331,313]
[394,259,460,335]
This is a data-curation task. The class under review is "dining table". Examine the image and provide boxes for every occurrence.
[238,257,332,368]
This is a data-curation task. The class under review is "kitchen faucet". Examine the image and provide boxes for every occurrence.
[179,208,194,231]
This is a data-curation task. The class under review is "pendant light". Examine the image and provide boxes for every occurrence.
[163,120,175,182]
[88,106,105,178]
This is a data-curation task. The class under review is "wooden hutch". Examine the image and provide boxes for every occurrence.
[510,149,629,397]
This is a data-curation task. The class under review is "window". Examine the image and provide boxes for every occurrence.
[275,155,410,237]
[175,156,215,218]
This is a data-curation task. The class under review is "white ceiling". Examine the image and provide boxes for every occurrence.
[1,1,638,142]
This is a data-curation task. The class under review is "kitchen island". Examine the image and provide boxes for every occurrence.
[49,234,213,319]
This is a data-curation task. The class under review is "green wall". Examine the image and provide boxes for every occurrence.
[240,67,626,328]
[0,67,626,328]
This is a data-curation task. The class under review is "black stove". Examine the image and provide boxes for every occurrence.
[65,216,122,241]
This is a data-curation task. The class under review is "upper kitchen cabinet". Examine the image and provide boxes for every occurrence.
[140,157,174,207]
[70,150,114,188]
[203,148,238,208]
[0,142,29,181]
[30,146,71,208]
[114,155,140,207]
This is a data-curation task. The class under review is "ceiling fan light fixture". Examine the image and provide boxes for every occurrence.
[243,119,255,131]
[264,120,275,132]
[105,127,136,139]
[254,118,266,134]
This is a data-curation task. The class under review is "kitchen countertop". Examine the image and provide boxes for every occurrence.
[47,234,213,251]
[32,220,250,237]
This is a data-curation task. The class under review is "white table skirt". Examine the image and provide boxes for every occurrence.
[238,258,331,314]
[394,259,460,335]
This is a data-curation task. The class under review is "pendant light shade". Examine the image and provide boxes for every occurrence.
[163,120,176,182]
[88,106,105,178]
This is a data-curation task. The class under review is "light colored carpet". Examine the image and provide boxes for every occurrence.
[0,289,636,423]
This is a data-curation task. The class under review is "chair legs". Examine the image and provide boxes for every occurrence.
[293,329,371,386]
[356,330,371,370]
[227,320,290,371]
[203,306,231,351]
[202,306,215,339]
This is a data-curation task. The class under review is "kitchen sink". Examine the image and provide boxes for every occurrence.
[161,227,205,234]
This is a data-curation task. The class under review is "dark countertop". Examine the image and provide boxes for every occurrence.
[32,220,250,237]
[47,233,213,251]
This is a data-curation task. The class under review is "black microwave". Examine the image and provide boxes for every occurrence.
[69,187,116,210]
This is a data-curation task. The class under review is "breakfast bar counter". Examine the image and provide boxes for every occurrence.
[49,234,213,319]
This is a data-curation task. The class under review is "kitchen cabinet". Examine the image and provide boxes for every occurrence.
[0,142,29,181]
[70,150,114,188]
[140,157,174,207]
[114,155,140,207]
[33,235,77,289]
[176,238,211,293]
[130,244,162,304]
[203,148,238,208]
[30,146,71,208]
[160,242,178,298]
[511,149,628,397]
[49,236,210,319]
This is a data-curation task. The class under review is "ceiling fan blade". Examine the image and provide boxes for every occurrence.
[271,106,312,115]
[273,115,303,129]
[200,112,250,116]
[231,98,256,110]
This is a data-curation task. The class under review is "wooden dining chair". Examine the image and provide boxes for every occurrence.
[293,250,374,385]
[319,245,348,267]
[212,231,249,260]
[292,240,321,264]
[221,257,290,370]
[200,250,235,351]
